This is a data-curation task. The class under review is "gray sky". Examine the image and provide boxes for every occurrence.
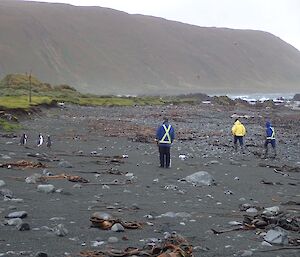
[24,0,300,51]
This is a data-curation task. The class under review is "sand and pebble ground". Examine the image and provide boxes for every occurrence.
[0,102,299,257]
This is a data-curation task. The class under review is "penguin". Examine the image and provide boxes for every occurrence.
[19,133,27,145]
[37,134,44,147]
[46,135,52,148]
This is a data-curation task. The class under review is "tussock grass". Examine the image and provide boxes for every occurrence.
[0,118,21,132]
[0,73,202,110]
[0,96,53,109]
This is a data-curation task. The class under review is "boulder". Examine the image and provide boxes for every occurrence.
[183,171,214,186]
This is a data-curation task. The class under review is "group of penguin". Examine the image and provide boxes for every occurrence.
[19,133,52,148]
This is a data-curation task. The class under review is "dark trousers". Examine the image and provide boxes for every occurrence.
[264,139,276,157]
[233,136,244,146]
[233,136,244,153]
[159,145,170,168]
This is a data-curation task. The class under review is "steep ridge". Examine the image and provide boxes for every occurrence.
[0,0,300,95]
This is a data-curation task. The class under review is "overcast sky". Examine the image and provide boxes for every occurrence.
[24,0,300,51]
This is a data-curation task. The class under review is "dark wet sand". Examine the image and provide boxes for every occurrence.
[0,104,299,257]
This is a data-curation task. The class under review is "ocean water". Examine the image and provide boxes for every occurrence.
[226,93,296,101]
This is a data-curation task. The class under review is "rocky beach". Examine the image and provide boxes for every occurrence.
[0,102,299,257]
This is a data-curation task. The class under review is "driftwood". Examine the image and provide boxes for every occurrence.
[90,216,142,230]
[281,201,300,206]
[42,173,89,183]
[257,246,300,253]
[80,234,194,257]
[258,163,300,173]
[274,169,300,181]
[211,224,255,235]
[261,180,283,185]
[260,179,298,186]
[0,160,46,169]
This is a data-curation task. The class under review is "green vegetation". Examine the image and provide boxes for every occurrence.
[0,73,205,109]
[79,96,166,106]
[0,96,54,109]
[0,118,21,132]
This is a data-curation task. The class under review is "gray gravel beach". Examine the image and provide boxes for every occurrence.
[0,103,299,257]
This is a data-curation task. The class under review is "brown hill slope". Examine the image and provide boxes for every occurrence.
[0,0,300,95]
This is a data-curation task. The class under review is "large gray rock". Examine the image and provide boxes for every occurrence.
[183,171,214,186]
[263,206,280,216]
[1,155,11,160]
[35,252,48,257]
[0,188,13,198]
[17,222,30,231]
[91,212,112,220]
[111,223,125,232]
[108,237,118,243]
[53,224,68,237]
[25,173,42,184]
[6,211,28,219]
[0,180,6,187]
[6,218,23,226]
[264,227,289,245]
[58,161,73,168]
[37,184,55,193]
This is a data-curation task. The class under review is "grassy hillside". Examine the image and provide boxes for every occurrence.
[0,1,300,94]
[0,74,81,97]
[0,74,200,110]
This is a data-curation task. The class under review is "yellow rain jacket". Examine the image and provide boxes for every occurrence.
[231,120,246,136]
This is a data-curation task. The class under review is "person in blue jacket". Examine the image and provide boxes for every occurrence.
[155,117,175,168]
[264,121,276,158]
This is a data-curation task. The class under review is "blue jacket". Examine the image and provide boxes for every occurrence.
[266,121,275,139]
[156,122,175,147]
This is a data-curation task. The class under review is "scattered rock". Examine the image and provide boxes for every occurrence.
[49,217,66,221]
[179,154,187,160]
[73,183,82,188]
[245,208,258,213]
[111,223,125,232]
[55,188,64,193]
[108,236,119,243]
[25,173,42,184]
[58,160,73,168]
[91,241,105,247]
[240,250,253,256]
[53,224,68,237]
[6,218,23,226]
[264,227,289,245]
[224,190,233,195]
[263,206,280,216]
[92,212,112,220]
[42,169,53,176]
[6,211,28,219]
[1,155,12,160]
[228,221,242,226]
[34,252,48,257]
[0,180,6,187]
[0,188,13,198]
[4,197,24,203]
[230,160,241,166]
[37,184,55,193]
[183,171,214,186]
[17,222,30,231]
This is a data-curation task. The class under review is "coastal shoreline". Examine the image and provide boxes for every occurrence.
[0,103,299,257]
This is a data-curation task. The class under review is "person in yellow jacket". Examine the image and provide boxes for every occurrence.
[231,119,246,153]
